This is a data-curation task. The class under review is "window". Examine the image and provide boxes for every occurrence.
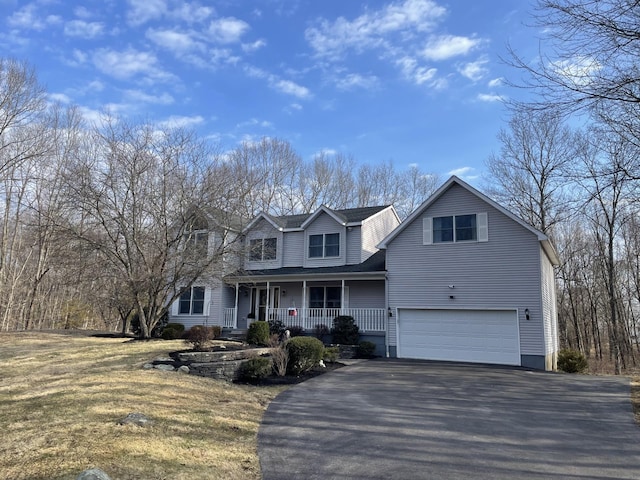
[309,233,340,258]
[309,286,342,308]
[425,213,487,244]
[185,216,208,253]
[249,237,277,261]
[178,286,205,315]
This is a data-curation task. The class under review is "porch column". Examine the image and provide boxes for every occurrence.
[341,279,346,315]
[234,282,239,328]
[302,280,307,328]
[266,281,270,322]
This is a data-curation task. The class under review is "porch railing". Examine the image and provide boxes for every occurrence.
[222,308,236,328]
[239,307,386,332]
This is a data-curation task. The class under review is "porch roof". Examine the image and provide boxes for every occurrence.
[226,250,386,282]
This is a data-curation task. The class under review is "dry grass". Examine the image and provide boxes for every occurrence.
[0,332,285,480]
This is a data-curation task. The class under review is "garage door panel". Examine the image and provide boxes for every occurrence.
[398,309,520,366]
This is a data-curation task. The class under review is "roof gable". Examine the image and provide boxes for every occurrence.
[377,176,559,265]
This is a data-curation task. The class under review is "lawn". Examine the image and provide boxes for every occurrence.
[0,332,285,480]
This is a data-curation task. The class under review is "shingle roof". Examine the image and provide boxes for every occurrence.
[274,205,389,229]
[227,249,386,279]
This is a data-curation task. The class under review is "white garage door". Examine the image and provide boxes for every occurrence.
[397,309,520,366]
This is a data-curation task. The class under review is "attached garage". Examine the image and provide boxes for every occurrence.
[396,309,520,366]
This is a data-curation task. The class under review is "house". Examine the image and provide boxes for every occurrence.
[169,176,559,371]
[377,176,559,371]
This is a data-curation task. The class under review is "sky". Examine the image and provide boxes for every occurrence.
[0,0,542,185]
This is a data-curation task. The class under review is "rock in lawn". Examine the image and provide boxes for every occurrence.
[118,412,153,427]
[154,364,175,371]
[177,365,190,374]
[142,363,154,370]
[76,468,111,480]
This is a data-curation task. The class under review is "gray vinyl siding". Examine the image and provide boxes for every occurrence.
[282,231,304,267]
[346,227,362,265]
[244,218,283,270]
[386,184,545,356]
[303,212,346,268]
[361,208,400,262]
[347,280,385,308]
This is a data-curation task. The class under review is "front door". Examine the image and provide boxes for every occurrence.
[257,287,280,321]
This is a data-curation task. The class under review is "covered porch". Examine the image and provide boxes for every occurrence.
[223,272,388,333]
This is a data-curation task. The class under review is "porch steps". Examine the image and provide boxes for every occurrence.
[226,329,248,341]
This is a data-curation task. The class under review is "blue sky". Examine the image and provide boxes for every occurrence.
[0,0,541,184]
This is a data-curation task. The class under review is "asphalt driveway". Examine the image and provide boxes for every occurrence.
[258,359,640,480]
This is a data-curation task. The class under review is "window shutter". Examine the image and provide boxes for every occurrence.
[423,217,433,245]
[477,212,488,242]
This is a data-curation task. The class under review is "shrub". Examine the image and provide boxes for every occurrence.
[286,336,325,375]
[314,323,330,340]
[238,357,273,382]
[357,341,377,358]
[270,344,289,376]
[558,349,588,373]
[323,346,339,363]
[161,323,185,340]
[185,325,216,350]
[268,318,286,335]
[331,315,360,345]
[287,325,305,337]
[247,321,270,346]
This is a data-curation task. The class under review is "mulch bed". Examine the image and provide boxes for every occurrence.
[241,361,346,386]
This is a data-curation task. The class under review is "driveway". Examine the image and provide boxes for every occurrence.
[258,359,640,480]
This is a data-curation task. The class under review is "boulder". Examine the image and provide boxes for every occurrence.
[118,412,153,427]
[76,468,111,480]
[177,365,190,374]
[154,364,175,371]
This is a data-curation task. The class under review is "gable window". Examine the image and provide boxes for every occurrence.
[179,286,205,315]
[309,286,341,308]
[309,233,340,258]
[424,213,487,244]
[249,237,277,261]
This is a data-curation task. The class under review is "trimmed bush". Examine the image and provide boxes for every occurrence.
[161,323,185,340]
[314,323,330,340]
[268,318,286,335]
[331,315,360,345]
[238,357,273,382]
[185,325,215,350]
[287,325,305,337]
[286,336,325,375]
[323,346,339,363]
[247,321,270,346]
[558,349,588,373]
[357,340,377,358]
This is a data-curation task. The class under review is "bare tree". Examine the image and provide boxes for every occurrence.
[57,117,240,338]
[485,109,577,236]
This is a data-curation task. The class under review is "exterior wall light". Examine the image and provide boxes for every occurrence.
[525,308,530,320]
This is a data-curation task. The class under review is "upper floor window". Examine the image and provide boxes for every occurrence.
[425,213,487,244]
[179,286,205,315]
[185,215,208,253]
[249,237,277,261]
[309,233,340,258]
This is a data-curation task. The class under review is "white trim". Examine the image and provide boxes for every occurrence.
[243,212,283,233]
[300,205,347,228]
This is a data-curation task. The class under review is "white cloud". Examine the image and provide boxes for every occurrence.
[207,17,250,43]
[127,0,167,26]
[242,39,266,53]
[477,93,504,102]
[448,166,475,177]
[236,118,273,129]
[335,73,379,91]
[64,20,104,38]
[146,28,202,53]
[92,47,176,83]
[173,3,214,23]
[397,56,438,85]
[305,0,446,58]
[274,80,310,99]
[8,4,60,31]
[124,89,175,105]
[158,115,205,129]
[73,7,93,19]
[458,57,489,81]
[488,77,503,88]
[550,56,601,86]
[421,35,482,60]
[49,93,71,104]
